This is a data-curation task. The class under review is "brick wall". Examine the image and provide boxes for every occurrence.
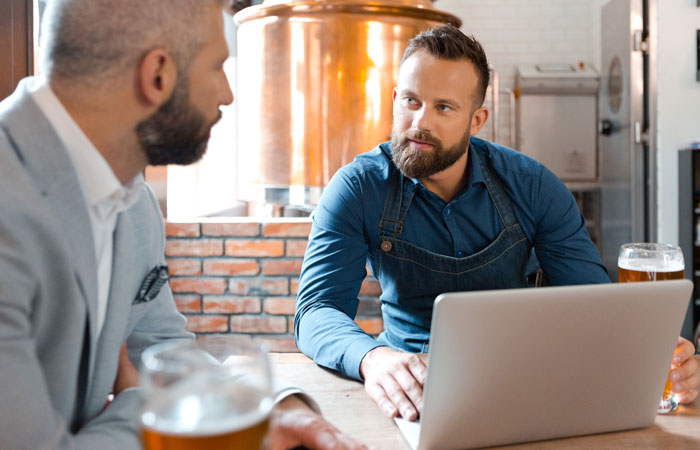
[165,219,383,352]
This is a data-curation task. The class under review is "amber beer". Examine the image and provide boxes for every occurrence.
[618,265,685,283]
[142,412,269,450]
[141,381,272,450]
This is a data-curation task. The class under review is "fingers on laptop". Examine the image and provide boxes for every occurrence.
[365,371,421,420]
[384,375,418,420]
[394,369,424,416]
[365,380,398,417]
[406,354,427,385]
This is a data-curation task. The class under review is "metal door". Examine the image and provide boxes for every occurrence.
[599,0,647,280]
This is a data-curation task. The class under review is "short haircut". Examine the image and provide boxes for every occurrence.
[400,24,490,107]
[40,0,229,84]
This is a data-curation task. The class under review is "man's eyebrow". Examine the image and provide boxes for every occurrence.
[398,89,418,97]
[434,98,461,109]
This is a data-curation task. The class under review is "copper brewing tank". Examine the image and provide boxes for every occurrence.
[233,0,460,213]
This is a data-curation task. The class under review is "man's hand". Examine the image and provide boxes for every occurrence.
[359,346,426,421]
[669,337,699,404]
[264,395,368,450]
[113,344,140,395]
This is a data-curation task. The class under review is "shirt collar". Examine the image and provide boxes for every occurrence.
[92,173,145,223]
[380,139,486,193]
[27,77,132,209]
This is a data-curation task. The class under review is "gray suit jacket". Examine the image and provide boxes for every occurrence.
[0,79,193,449]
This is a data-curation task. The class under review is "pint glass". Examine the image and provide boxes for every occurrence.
[618,243,685,413]
[140,336,274,450]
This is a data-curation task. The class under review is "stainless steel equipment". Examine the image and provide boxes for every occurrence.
[233,0,460,215]
[516,64,600,182]
[599,0,655,280]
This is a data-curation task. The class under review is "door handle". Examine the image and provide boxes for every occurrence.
[599,118,615,136]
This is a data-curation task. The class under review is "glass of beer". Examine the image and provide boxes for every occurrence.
[139,336,274,450]
[618,243,685,413]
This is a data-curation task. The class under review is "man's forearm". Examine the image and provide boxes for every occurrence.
[295,305,383,380]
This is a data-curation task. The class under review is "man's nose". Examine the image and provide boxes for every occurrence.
[221,77,234,106]
[412,106,432,132]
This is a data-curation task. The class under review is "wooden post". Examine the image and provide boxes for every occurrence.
[0,0,33,101]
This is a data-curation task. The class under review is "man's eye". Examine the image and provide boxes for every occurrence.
[438,104,452,112]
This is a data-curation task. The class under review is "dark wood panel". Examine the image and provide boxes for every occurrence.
[0,0,32,101]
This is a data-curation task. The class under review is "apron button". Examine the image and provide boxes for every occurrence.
[381,241,392,252]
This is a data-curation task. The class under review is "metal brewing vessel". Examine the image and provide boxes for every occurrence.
[233,0,460,214]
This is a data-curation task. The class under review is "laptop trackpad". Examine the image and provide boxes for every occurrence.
[394,417,420,450]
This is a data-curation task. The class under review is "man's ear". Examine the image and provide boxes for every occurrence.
[469,106,489,136]
[138,49,177,107]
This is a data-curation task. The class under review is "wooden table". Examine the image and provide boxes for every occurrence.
[270,353,700,449]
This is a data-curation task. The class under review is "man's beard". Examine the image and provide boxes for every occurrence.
[390,126,471,179]
[136,79,221,166]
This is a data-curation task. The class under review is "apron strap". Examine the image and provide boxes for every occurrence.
[471,145,520,228]
[378,167,416,251]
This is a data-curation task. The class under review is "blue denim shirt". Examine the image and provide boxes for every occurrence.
[295,138,610,380]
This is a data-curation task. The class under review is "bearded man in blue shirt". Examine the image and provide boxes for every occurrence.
[295,25,699,422]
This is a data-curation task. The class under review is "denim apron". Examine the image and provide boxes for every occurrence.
[368,146,531,353]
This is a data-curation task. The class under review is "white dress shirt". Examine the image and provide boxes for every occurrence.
[28,77,144,337]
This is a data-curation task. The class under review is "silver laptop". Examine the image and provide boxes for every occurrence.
[395,280,693,450]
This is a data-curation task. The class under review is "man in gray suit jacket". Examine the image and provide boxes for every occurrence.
[0,0,367,449]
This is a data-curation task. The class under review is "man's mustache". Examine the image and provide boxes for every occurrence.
[401,130,442,148]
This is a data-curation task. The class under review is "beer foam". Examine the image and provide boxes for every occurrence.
[142,405,270,437]
[618,259,684,273]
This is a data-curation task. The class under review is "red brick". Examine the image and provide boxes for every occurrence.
[230,315,287,334]
[254,336,299,352]
[166,239,223,257]
[262,259,303,276]
[171,278,227,295]
[173,295,202,313]
[203,296,261,314]
[202,223,260,237]
[203,259,260,276]
[288,316,295,334]
[355,317,384,335]
[263,297,296,315]
[167,259,202,276]
[290,279,299,295]
[263,222,312,237]
[286,240,308,257]
[185,315,229,333]
[225,239,285,257]
[229,278,289,296]
[165,223,200,237]
[359,279,382,297]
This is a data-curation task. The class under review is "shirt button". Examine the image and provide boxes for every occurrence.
[457,251,463,257]
[444,208,451,216]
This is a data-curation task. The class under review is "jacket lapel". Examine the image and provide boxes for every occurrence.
[0,80,99,350]
[83,209,142,416]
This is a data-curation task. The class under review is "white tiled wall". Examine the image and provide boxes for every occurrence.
[436,0,602,148]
